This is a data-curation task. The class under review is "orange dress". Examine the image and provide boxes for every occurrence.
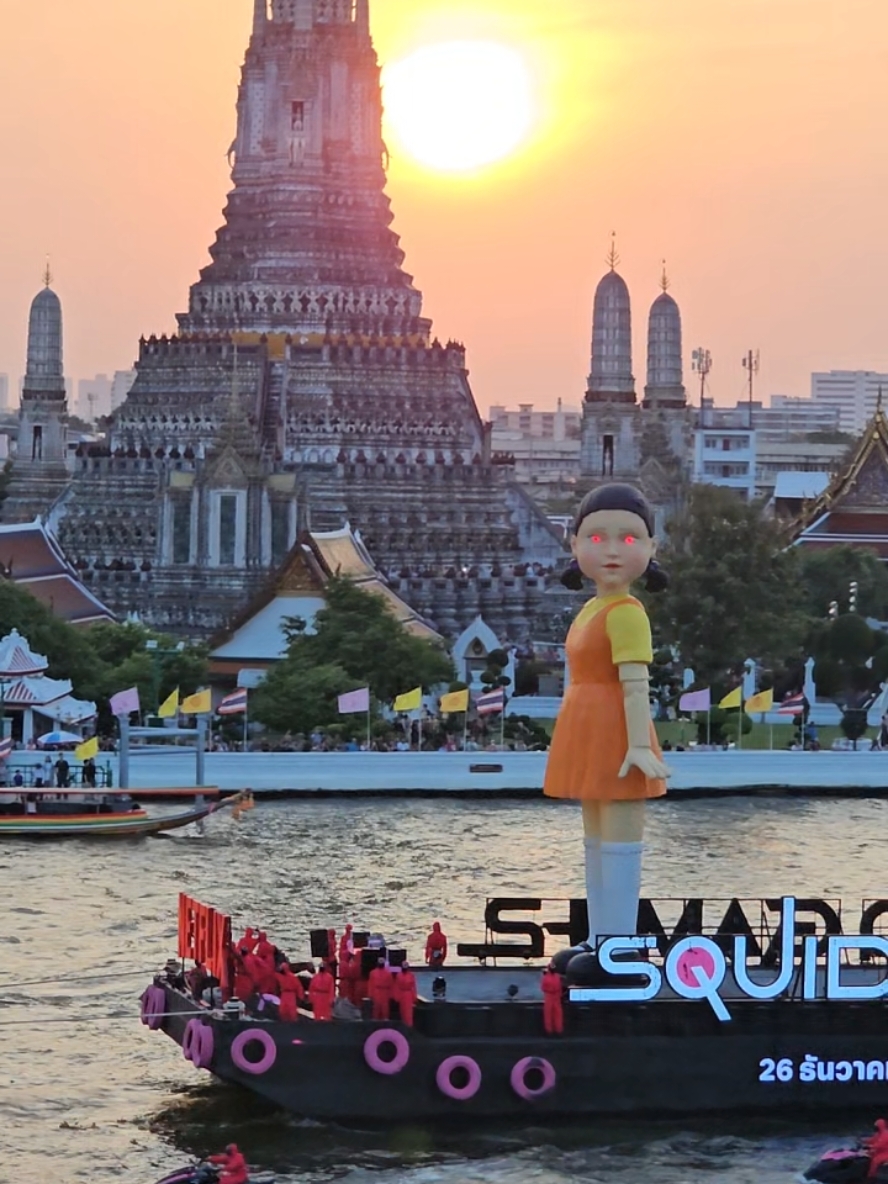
[543,594,667,802]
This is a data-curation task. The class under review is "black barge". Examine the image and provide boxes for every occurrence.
[141,893,888,1121]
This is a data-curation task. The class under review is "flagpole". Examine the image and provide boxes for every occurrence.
[500,704,505,749]
[706,707,711,748]
[243,700,248,753]
[366,706,371,751]
[462,710,468,752]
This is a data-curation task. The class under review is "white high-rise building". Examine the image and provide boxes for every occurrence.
[810,371,888,434]
[110,369,136,412]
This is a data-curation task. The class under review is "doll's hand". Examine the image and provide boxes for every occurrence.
[618,746,671,780]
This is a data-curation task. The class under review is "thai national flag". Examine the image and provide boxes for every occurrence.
[476,688,505,717]
[0,736,12,760]
[217,688,248,716]
[777,692,805,716]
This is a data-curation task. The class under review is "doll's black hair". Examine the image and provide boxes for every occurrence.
[560,483,669,594]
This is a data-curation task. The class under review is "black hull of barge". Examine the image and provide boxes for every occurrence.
[153,982,888,1122]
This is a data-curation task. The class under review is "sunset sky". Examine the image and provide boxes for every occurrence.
[2,0,887,413]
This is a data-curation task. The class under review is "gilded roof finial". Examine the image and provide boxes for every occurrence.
[660,259,670,292]
[43,258,52,289]
[878,383,883,414]
[606,232,619,272]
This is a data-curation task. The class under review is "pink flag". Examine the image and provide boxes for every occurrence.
[338,687,370,715]
[679,688,711,713]
[110,687,141,717]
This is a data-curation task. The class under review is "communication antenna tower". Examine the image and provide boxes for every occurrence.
[742,349,760,429]
[692,348,712,425]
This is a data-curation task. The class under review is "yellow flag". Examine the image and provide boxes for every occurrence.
[393,687,422,712]
[718,686,742,710]
[75,736,99,761]
[440,689,470,714]
[158,687,179,718]
[745,689,774,714]
[181,688,212,715]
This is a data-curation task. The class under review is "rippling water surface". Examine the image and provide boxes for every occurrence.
[4,795,888,1183]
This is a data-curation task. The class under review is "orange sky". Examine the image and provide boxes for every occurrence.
[2,0,887,413]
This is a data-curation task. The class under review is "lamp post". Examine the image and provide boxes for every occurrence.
[145,639,186,714]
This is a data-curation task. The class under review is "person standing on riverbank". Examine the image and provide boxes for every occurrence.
[545,485,671,975]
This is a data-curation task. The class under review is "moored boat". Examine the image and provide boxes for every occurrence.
[142,892,888,1122]
[0,788,251,836]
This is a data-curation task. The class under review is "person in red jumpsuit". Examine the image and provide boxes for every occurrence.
[308,963,335,1021]
[207,1143,249,1184]
[349,950,368,1006]
[338,948,357,1001]
[368,958,393,1021]
[231,946,256,1003]
[394,961,418,1028]
[276,962,305,1022]
[238,927,259,954]
[425,922,448,970]
[321,928,338,977]
[254,930,275,965]
[338,924,353,966]
[541,962,564,1035]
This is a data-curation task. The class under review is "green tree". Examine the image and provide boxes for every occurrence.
[251,661,356,735]
[648,486,811,687]
[251,578,454,733]
[798,545,888,621]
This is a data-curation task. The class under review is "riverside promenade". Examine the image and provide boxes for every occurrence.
[25,748,888,797]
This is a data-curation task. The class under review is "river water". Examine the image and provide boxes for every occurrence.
[3,795,887,1183]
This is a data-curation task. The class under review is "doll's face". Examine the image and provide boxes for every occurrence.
[571,508,655,595]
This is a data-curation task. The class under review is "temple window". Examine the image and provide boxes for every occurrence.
[219,494,237,565]
[602,434,614,477]
[32,425,43,461]
[291,101,305,131]
[172,499,191,564]
[271,501,290,564]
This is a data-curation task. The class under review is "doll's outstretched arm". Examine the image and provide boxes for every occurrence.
[617,662,672,780]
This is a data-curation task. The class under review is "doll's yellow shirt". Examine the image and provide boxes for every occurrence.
[573,594,654,666]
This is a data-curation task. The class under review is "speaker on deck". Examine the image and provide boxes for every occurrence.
[309,929,330,958]
[361,948,386,977]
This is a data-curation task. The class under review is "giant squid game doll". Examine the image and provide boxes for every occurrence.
[545,484,671,977]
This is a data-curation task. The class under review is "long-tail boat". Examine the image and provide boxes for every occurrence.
[0,788,251,836]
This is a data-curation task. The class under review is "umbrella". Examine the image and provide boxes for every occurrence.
[36,730,83,748]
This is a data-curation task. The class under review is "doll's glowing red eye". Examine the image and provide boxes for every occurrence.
[590,535,602,544]
[624,536,636,544]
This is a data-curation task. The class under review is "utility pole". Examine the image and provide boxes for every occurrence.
[742,350,760,429]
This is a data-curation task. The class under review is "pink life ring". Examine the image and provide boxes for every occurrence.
[183,1019,215,1070]
[230,1028,277,1076]
[510,1056,556,1101]
[436,1055,482,1101]
[364,1028,410,1076]
[140,985,165,1031]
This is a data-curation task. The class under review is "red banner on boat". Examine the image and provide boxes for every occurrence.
[178,894,232,989]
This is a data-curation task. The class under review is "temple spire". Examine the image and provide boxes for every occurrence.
[660,259,670,292]
[606,232,619,272]
[252,0,267,38]
[355,0,370,37]
[43,258,52,289]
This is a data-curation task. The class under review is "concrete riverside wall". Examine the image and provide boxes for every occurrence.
[11,748,885,795]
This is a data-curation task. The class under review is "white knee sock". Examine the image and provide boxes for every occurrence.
[598,841,643,939]
[583,836,602,948]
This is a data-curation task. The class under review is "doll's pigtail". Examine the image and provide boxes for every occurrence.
[644,558,669,594]
[560,559,584,591]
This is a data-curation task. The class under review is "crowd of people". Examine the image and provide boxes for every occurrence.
[173,916,565,1035]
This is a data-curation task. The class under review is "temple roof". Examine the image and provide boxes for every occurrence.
[793,411,888,522]
[0,629,48,677]
[0,519,114,625]
[210,523,441,668]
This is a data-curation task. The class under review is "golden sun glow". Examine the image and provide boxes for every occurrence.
[382,41,535,174]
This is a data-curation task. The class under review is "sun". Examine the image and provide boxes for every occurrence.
[382,41,535,174]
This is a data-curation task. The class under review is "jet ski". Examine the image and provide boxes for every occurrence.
[802,1121,888,1184]
[153,1166,275,1184]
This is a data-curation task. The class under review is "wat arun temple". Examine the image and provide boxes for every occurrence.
[5,0,571,641]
